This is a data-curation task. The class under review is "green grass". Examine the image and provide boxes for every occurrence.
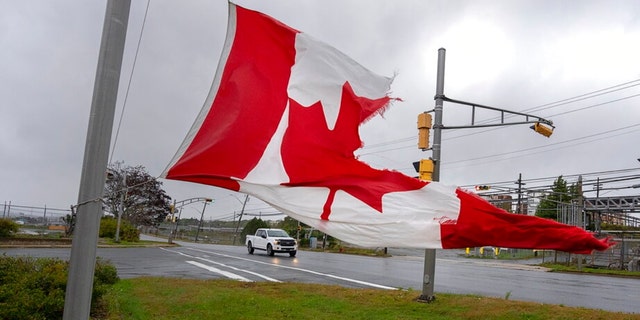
[99,238,175,247]
[541,263,640,277]
[309,246,390,257]
[101,278,640,320]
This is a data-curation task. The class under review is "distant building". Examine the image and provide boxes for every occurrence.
[486,195,513,213]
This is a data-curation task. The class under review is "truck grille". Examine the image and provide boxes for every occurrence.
[279,239,296,246]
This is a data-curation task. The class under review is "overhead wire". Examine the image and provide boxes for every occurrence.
[362,79,640,149]
[458,167,640,196]
[358,78,640,155]
[441,123,640,169]
[75,1,157,209]
[109,0,151,164]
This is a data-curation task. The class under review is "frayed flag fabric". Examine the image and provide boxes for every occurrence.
[162,3,611,254]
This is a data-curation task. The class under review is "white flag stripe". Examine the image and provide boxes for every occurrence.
[239,182,461,248]
[288,33,393,130]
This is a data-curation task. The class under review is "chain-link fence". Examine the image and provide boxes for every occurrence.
[2,203,71,226]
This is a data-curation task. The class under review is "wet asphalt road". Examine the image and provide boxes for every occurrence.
[2,237,639,314]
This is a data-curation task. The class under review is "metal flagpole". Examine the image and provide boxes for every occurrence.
[63,1,130,319]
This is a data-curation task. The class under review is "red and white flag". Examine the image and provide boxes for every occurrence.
[162,4,611,254]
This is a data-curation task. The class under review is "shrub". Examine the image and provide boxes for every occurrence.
[0,255,119,319]
[0,219,19,238]
[100,217,140,242]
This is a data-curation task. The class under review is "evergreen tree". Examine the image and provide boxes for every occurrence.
[276,216,300,236]
[535,175,579,220]
[241,217,269,239]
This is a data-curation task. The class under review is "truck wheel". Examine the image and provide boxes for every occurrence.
[267,244,274,256]
[289,251,297,257]
[247,242,254,254]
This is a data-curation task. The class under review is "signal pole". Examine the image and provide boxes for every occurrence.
[418,48,445,302]
[416,48,554,302]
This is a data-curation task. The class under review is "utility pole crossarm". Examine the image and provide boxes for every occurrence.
[439,96,554,129]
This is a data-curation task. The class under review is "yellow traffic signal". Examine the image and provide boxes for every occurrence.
[417,112,432,150]
[531,122,553,137]
[418,159,434,181]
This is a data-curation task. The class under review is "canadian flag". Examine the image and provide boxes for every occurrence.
[162,4,611,254]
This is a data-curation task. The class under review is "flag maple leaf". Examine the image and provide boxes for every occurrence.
[282,82,425,220]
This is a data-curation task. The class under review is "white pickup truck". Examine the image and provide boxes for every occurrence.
[246,228,297,257]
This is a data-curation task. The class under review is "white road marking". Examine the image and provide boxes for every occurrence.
[185,261,252,282]
[160,247,281,282]
[186,247,397,290]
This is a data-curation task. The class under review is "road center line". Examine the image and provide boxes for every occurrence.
[160,247,281,282]
[185,261,252,282]
[185,247,397,290]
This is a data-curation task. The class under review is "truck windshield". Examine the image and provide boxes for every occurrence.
[267,230,289,237]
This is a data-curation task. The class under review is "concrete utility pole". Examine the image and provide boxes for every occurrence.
[577,175,584,270]
[115,171,126,242]
[515,173,526,214]
[63,1,130,319]
[232,194,250,245]
[195,200,210,242]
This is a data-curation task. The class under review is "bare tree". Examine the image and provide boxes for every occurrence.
[104,162,172,227]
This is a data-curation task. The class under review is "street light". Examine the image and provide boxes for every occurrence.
[168,197,213,244]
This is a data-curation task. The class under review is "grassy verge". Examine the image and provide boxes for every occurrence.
[98,238,176,247]
[541,262,640,277]
[308,246,389,257]
[101,278,640,320]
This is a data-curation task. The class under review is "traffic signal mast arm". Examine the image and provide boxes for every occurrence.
[172,197,213,210]
[438,95,554,136]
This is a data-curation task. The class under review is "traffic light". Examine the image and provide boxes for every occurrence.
[475,185,490,191]
[418,159,434,181]
[531,122,553,137]
[417,112,432,150]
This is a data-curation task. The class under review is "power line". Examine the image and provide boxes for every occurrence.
[442,123,640,168]
[109,0,151,163]
[443,91,640,142]
[459,167,640,191]
[359,78,640,153]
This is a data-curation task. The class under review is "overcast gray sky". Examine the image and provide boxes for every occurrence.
[2,0,640,220]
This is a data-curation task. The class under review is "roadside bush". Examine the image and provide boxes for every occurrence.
[100,217,140,242]
[0,219,19,238]
[0,255,119,320]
